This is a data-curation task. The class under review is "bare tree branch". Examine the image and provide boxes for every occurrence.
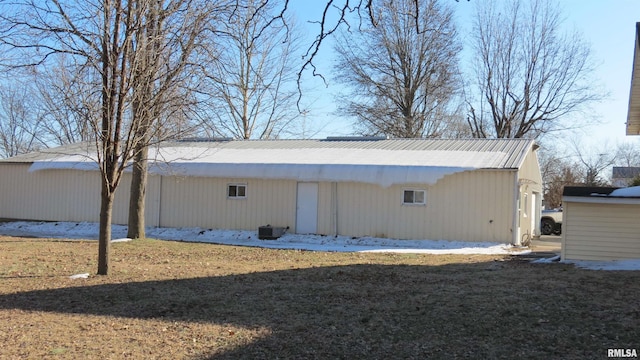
[466,0,604,139]
[333,0,463,138]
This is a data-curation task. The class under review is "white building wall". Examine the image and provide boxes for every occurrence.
[517,148,544,241]
[158,176,297,231]
[0,154,542,244]
[0,164,161,226]
[332,170,516,242]
[0,164,101,222]
[563,201,640,261]
[316,182,335,235]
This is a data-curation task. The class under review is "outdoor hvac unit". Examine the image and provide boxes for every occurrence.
[258,225,287,240]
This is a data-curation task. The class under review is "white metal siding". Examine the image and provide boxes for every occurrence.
[334,170,516,242]
[563,202,640,260]
[0,164,160,226]
[0,143,542,244]
[516,149,543,242]
[316,182,334,235]
[518,147,543,185]
[0,165,518,242]
[158,176,296,230]
[0,164,101,222]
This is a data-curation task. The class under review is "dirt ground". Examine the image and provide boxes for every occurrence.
[530,235,562,254]
[0,235,638,359]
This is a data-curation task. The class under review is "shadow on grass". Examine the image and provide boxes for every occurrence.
[0,261,639,359]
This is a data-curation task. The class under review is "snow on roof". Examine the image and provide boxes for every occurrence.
[25,138,535,187]
[564,186,640,199]
[609,186,640,197]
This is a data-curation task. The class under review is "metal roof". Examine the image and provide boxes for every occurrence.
[163,138,536,169]
[1,138,536,170]
[3,138,538,187]
[0,142,95,163]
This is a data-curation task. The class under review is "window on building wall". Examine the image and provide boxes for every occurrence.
[523,192,528,217]
[228,184,247,198]
[403,189,426,205]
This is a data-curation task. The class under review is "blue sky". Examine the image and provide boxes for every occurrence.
[289,0,640,154]
[534,0,640,150]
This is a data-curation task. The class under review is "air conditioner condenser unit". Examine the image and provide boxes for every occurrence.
[258,225,287,240]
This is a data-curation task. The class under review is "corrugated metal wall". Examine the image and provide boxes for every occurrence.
[158,176,297,230]
[1,160,542,243]
[330,170,516,242]
[563,201,640,260]
[517,149,544,242]
[0,164,161,226]
[519,148,543,185]
[0,164,103,222]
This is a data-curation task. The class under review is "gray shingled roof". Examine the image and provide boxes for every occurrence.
[612,166,640,178]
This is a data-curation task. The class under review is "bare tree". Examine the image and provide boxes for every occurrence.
[540,139,620,207]
[538,149,580,208]
[544,162,582,209]
[201,0,301,140]
[466,0,602,139]
[615,142,640,168]
[126,0,211,239]
[332,0,461,138]
[34,60,97,145]
[611,142,640,186]
[0,0,466,274]
[570,140,616,187]
[0,0,210,275]
[0,78,46,157]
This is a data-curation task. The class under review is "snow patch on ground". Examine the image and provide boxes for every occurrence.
[0,220,527,255]
[2,221,638,270]
[531,255,561,263]
[530,254,640,271]
[561,259,640,271]
[69,273,90,279]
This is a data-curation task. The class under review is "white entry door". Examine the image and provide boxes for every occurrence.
[296,182,318,234]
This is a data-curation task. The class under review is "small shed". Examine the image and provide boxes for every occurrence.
[562,186,640,261]
[0,138,543,244]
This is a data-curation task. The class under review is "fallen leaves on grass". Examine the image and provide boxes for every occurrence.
[0,236,638,359]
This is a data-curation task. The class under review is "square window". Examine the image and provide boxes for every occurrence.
[403,189,426,205]
[404,190,414,203]
[228,184,247,198]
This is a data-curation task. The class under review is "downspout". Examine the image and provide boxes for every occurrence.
[512,172,521,246]
[332,182,338,236]
[157,175,163,228]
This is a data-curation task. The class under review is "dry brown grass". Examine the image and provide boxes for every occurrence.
[0,235,638,359]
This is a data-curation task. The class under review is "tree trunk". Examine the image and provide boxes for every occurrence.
[97,180,115,275]
[127,145,148,239]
